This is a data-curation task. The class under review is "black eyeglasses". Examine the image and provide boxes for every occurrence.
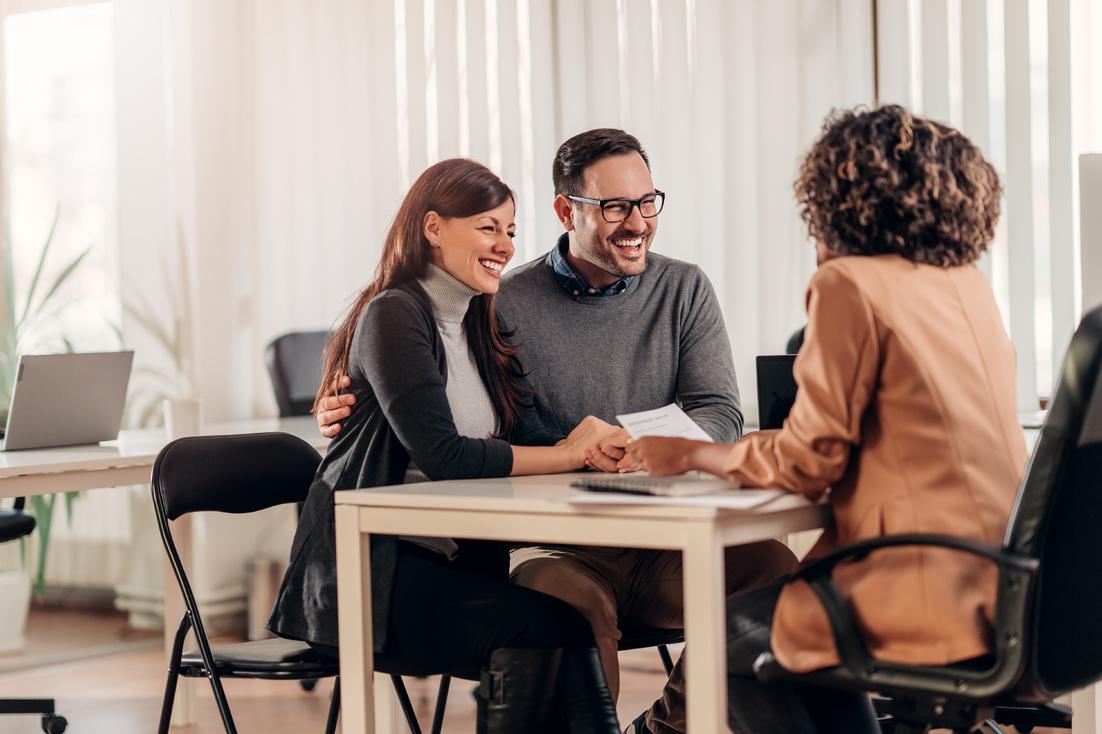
[567,190,665,223]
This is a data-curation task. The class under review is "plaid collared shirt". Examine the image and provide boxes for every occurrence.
[545,235,634,299]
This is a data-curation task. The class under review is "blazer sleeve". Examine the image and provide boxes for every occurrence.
[677,268,745,441]
[723,264,880,500]
[355,291,513,480]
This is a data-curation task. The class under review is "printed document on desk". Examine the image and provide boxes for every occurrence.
[616,403,713,441]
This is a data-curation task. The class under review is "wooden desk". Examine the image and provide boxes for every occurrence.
[334,474,830,733]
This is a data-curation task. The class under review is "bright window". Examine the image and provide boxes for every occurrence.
[3,0,118,359]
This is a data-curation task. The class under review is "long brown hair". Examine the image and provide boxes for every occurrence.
[316,158,528,437]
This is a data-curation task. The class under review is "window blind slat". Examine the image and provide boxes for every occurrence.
[1047,0,1077,379]
[960,0,992,279]
[622,0,657,146]
[1004,0,1039,409]
[463,0,490,166]
[494,0,522,185]
[553,0,587,139]
[433,0,460,160]
[920,0,950,120]
[584,0,621,126]
[524,0,557,261]
[403,0,428,175]
[875,0,915,105]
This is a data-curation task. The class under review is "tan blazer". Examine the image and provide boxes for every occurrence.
[725,255,1027,672]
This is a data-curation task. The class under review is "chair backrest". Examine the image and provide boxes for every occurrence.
[152,433,322,521]
[265,331,330,417]
[0,497,37,544]
[1003,306,1102,697]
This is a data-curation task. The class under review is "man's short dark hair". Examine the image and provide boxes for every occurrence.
[552,128,650,196]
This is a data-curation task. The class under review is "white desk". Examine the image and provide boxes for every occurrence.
[0,416,329,726]
[0,416,326,500]
[334,474,830,733]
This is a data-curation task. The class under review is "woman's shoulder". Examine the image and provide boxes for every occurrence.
[349,283,436,355]
[361,283,433,325]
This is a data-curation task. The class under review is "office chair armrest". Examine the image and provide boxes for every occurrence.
[794,533,1039,582]
[788,534,1038,680]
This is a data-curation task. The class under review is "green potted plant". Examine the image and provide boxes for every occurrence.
[0,209,91,652]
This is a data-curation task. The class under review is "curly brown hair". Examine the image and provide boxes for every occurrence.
[795,105,1002,267]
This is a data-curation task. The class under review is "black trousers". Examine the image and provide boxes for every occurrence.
[314,540,594,672]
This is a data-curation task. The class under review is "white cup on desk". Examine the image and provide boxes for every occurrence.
[163,397,203,440]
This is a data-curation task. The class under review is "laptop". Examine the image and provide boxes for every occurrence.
[571,473,739,497]
[756,354,798,430]
[0,351,134,451]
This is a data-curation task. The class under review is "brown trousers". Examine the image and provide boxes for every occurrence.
[510,540,797,733]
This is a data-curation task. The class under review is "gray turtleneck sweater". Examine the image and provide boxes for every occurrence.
[401,265,497,556]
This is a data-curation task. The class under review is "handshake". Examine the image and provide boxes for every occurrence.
[558,416,641,474]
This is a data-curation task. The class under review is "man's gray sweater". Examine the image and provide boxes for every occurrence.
[496,247,743,442]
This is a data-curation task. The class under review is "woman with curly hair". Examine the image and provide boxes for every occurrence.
[622,105,1027,733]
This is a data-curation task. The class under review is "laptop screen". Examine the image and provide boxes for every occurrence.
[755,355,798,431]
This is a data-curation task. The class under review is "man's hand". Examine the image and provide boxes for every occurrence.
[316,375,355,438]
[583,428,635,473]
[561,416,621,466]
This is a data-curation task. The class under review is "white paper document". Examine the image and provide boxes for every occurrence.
[616,403,713,442]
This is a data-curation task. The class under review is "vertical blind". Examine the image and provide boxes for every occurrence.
[875,0,1088,409]
[210,0,875,420]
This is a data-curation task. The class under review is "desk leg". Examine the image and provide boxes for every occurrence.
[165,514,196,726]
[681,527,729,732]
[1073,684,1101,734]
[336,505,376,733]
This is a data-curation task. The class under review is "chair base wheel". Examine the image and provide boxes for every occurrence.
[300,678,318,692]
[41,714,67,733]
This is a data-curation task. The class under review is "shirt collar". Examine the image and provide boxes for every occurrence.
[545,234,633,299]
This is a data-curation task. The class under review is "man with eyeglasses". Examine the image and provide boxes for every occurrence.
[498,128,797,734]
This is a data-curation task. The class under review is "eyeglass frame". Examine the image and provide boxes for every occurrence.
[566,190,666,223]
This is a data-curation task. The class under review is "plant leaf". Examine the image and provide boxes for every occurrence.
[18,205,61,329]
[63,491,79,526]
[27,246,91,324]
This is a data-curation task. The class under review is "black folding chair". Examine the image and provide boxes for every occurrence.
[0,498,67,734]
[152,433,340,734]
[153,432,484,734]
[754,306,1102,733]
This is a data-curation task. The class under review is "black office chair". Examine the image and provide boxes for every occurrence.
[754,306,1102,733]
[265,331,330,417]
[0,498,67,733]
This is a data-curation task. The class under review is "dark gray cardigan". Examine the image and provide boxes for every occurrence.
[268,281,559,651]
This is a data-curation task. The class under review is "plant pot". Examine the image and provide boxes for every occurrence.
[0,568,32,655]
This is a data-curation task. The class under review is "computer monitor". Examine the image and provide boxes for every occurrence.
[755,354,797,430]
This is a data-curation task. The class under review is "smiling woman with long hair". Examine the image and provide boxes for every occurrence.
[268,159,621,733]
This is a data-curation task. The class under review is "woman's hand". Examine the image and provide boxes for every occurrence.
[626,437,737,477]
